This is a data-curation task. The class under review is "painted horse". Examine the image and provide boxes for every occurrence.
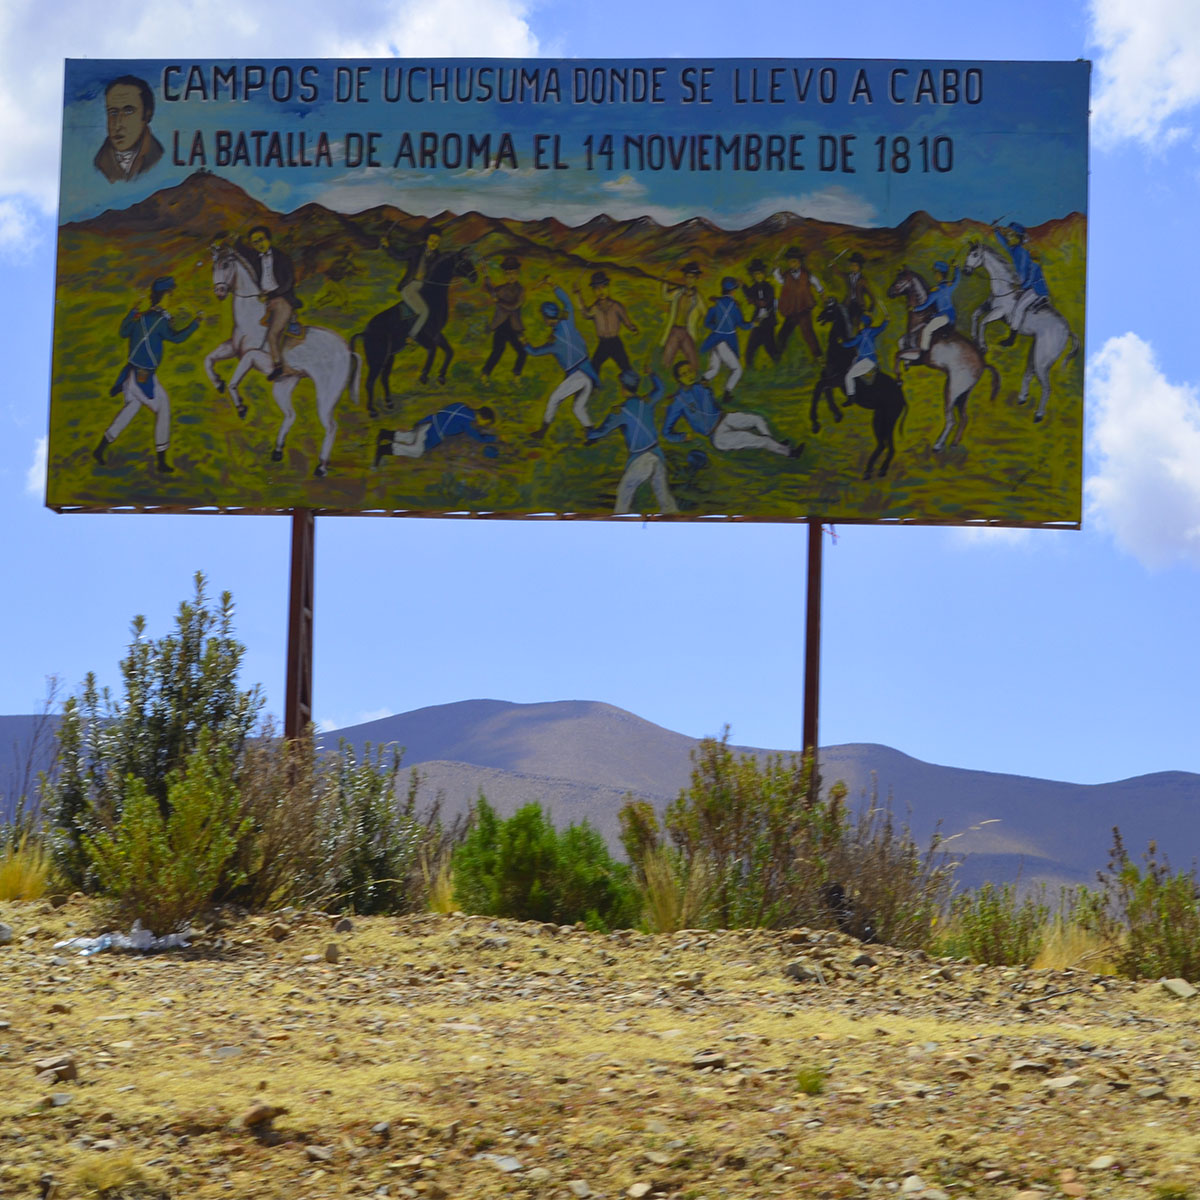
[963,240,1080,423]
[205,243,360,478]
[815,298,908,479]
[886,266,999,452]
[352,248,479,417]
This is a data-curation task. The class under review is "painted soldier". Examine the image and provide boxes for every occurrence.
[774,247,824,360]
[480,255,527,379]
[237,225,298,381]
[94,275,202,474]
[576,271,639,381]
[659,260,703,374]
[841,252,875,329]
[741,257,780,368]
[381,223,447,343]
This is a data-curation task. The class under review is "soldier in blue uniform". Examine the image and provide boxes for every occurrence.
[374,403,496,466]
[95,276,202,474]
[587,369,678,515]
[525,286,599,440]
[993,221,1049,345]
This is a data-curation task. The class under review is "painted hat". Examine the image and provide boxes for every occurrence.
[721,276,739,293]
[501,255,520,270]
[682,261,701,276]
[748,257,767,273]
[540,301,560,319]
[1007,221,1027,237]
[848,252,865,265]
[619,368,641,391]
[590,270,610,286]
[151,275,176,293]
[934,260,950,274]
[784,245,803,260]
[686,448,709,471]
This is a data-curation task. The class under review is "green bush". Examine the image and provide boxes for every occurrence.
[81,732,249,932]
[1095,827,1200,981]
[620,731,953,945]
[323,746,465,915]
[938,881,1050,966]
[44,573,262,889]
[452,797,639,929]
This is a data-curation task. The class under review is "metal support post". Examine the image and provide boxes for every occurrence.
[284,508,315,742]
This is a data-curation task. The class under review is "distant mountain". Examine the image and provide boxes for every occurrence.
[63,170,1084,296]
[327,699,1200,893]
[9,696,1189,896]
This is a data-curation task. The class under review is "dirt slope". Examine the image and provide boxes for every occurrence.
[1,898,1198,1199]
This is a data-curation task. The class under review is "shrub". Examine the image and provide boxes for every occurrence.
[44,573,262,889]
[1094,827,1200,981]
[938,881,1050,966]
[620,731,953,945]
[323,747,465,915]
[81,731,249,932]
[637,844,718,934]
[452,797,639,929]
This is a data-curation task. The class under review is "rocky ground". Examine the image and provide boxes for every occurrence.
[1,898,1198,1200]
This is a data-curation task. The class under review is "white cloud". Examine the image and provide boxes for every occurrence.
[318,707,395,733]
[1085,332,1200,568]
[25,436,46,499]
[0,0,540,253]
[1089,0,1200,145]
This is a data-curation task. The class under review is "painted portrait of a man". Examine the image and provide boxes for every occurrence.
[94,75,163,183]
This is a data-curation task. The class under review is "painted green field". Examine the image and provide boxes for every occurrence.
[47,193,1085,525]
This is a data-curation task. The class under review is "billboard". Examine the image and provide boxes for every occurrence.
[50,58,1088,524]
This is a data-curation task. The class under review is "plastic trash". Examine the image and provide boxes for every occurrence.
[54,920,190,956]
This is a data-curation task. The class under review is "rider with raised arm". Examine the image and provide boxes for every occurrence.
[900,259,959,362]
[993,221,1048,345]
[841,310,889,397]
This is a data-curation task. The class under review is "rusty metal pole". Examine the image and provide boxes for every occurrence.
[284,508,315,742]
[802,519,823,799]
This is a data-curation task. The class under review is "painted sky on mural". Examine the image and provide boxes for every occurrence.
[1,0,1197,789]
[58,58,1088,230]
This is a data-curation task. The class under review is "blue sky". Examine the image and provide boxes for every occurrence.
[1,0,1198,788]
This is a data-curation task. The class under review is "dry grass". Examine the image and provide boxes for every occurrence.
[1032,918,1117,973]
[639,847,717,934]
[0,833,52,901]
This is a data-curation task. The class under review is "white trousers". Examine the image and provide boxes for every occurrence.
[401,281,430,339]
[920,313,950,350]
[845,357,875,396]
[107,374,170,451]
[615,451,679,516]
[543,370,594,428]
[711,412,790,456]
[389,424,432,458]
[703,342,742,393]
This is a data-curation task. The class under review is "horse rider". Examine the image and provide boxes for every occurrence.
[381,223,446,343]
[900,260,959,362]
[237,225,298,382]
[841,310,889,397]
[993,221,1049,345]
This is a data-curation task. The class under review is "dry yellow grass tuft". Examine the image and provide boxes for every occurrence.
[0,833,52,901]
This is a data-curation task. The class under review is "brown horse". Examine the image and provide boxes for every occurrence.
[886,266,999,452]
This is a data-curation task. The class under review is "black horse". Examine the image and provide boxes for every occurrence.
[815,298,908,480]
[352,249,478,416]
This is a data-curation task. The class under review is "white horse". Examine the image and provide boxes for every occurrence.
[205,244,360,477]
[963,240,1079,423]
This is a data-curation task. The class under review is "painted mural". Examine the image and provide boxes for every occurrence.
[49,59,1089,524]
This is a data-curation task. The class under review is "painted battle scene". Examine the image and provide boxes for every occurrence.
[49,57,1088,523]
[48,171,1085,522]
